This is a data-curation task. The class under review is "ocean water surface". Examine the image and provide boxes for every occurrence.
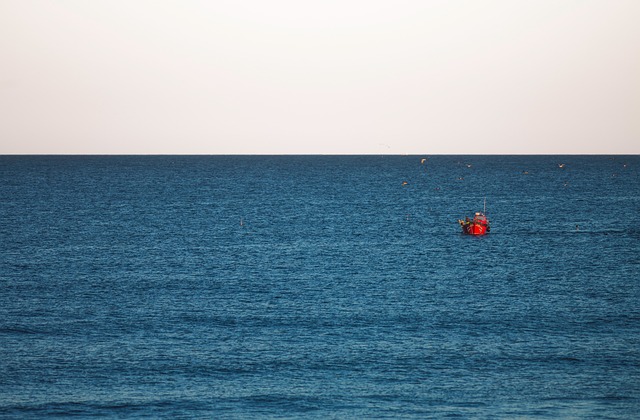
[1,155,639,418]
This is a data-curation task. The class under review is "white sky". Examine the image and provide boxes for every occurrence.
[1,0,638,154]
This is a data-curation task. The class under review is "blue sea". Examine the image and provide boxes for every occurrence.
[1,155,639,418]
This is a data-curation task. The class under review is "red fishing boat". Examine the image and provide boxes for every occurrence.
[459,212,490,235]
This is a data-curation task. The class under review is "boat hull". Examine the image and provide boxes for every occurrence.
[461,223,488,235]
